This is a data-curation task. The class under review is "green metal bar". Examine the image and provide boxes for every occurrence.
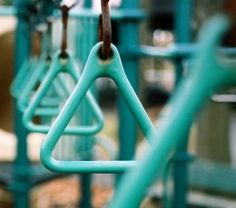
[118,44,236,59]
[109,15,233,208]
[121,1,139,8]
[79,174,92,208]
[40,43,157,173]
[127,44,195,59]
[10,57,38,98]
[171,1,193,207]
[0,6,145,21]
[22,51,104,135]
[171,59,191,208]
[69,8,145,20]
[0,6,16,16]
[117,0,141,167]
[78,2,93,207]
[11,1,32,207]
[17,54,48,111]
[84,0,92,8]
[17,54,69,113]
[175,0,193,43]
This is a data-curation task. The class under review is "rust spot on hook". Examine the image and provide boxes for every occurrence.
[52,0,78,59]
[99,0,112,60]
[60,5,70,59]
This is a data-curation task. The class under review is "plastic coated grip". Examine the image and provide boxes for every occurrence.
[23,51,104,135]
[40,43,158,173]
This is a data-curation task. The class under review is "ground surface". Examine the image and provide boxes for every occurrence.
[0,176,113,208]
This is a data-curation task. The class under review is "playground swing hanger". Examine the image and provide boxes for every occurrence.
[18,22,67,115]
[23,1,104,135]
[98,0,112,60]
[20,1,81,113]
[10,3,52,99]
[40,0,158,174]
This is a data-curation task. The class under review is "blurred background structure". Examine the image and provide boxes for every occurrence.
[1,0,236,207]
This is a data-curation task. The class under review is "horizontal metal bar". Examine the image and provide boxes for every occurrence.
[0,6,145,20]
[69,8,146,20]
[0,6,16,16]
[43,159,139,174]
[189,160,236,194]
[219,47,236,57]
[212,94,236,103]
[120,44,236,60]
[136,44,196,59]
[117,44,196,59]
[2,6,235,61]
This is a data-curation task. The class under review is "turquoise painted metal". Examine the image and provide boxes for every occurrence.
[5,1,236,207]
[10,57,37,98]
[0,5,146,20]
[16,19,69,114]
[17,53,68,114]
[17,26,66,113]
[0,5,16,16]
[109,15,236,208]
[12,1,32,207]
[170,0,193,207]
[76,1,94,207]
[117,0,141,177]
[75,1,95,206]
[175,0,192,43]
[22,51,104,135]
[40,42,157,173]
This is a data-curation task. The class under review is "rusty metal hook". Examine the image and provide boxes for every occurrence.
[46,21,53,60]
[52,0,78,59]
[60,5,70,59]
[99,0,112,60]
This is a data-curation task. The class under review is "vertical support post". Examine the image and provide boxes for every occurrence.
[12,1,31,207]
[175,0,192,43]
[84,0,92,8]
[117,0,140,169]
[171,0,193,207]
[78,1,93,207]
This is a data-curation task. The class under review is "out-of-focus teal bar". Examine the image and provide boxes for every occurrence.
[123,45,236,59]
[0,6,16,16]
[64,8,145,20]
[132,44,196,59]
[0,6,145,20]
[40,159,138,174]
[109,15,236,208]
[40,43,157,173]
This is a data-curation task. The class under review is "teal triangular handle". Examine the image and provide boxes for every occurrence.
[17,54,68,115]
[40,43,158,173]
[23,51,104,135]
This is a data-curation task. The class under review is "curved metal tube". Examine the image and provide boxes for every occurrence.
[40,43,157,173]
[23,51,104,135]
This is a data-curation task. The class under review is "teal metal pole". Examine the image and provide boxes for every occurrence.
[79,1,93,207]
[175,0,192,43]
[171,60,191,208]
[12,1,31,207]
[171,0,193,207]
[0,6,16,16]
[117,0,140,164]
[109,16,232,207]
[84,0,92,8]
